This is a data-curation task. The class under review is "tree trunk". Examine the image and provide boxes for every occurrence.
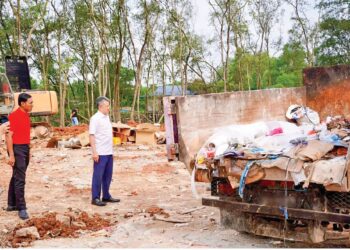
[113,45,124,122]
[58,30,64,127]
[62,69,68,126]
[17,0,22,55]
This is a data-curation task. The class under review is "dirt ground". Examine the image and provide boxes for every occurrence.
[0,138,346,248]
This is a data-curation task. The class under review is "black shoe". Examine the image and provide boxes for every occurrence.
[91,199,106,206]
[18,210,29,220]
[102,197,120,203]
[5,206,18,211]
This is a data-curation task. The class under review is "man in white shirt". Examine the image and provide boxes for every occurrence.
[89,96,120,206]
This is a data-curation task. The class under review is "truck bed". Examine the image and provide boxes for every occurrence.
[164,64,350,243]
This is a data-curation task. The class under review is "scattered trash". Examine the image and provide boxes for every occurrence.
[154,215,190,224]
[179,206,205,215]
[145,206,169,218]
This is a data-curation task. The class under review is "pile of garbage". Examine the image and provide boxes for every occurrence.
[195,105,350,193]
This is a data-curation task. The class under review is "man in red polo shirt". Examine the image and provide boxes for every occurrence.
[6,93,33,220]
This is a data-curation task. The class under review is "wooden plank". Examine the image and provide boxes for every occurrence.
[154,214,191,223]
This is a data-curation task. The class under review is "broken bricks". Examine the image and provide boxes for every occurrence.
[6,210,115,247]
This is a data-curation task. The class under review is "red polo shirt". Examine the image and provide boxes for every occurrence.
[9,108,31,144]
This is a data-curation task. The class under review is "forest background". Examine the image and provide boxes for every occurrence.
[0,0,348,125]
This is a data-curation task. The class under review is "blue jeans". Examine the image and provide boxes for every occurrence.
[92,155,113,200]
[72,117,79,126]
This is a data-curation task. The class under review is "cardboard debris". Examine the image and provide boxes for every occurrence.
[136,123,158,145]
[310,157,346,186]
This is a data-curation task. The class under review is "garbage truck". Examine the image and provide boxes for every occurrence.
[163,64,350,243]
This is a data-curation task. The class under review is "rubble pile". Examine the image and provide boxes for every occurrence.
[52,124,88,137]
[6,210,115,248]
[46,121,166,149]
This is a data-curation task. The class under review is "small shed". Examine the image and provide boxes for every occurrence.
[146,85,194,112]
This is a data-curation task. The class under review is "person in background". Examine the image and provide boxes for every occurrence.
[89,96,120,206]
[70,108,79,126]
[6,93,33,220]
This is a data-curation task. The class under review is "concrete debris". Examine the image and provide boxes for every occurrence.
[15,226,40,240]
[77,131,90,147]
[58,138,81,149]
[155,131,166,144]
[7,210,114,247]
[55,214,71,227]
[72,221,86,228]
[90,229,110,237]
[34,126,50,139]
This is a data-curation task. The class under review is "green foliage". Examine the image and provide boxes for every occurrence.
[187,78,225,94]
[208,42,307,91]
[30,78,42,90]
[316,0,350,65]
[118,67,135,107]
[275,42,307,87]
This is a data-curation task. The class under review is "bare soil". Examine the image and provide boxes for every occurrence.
[0,138,344,248]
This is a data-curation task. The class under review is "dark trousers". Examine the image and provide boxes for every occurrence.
[8,144,30,210]
[92,155,113,200]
